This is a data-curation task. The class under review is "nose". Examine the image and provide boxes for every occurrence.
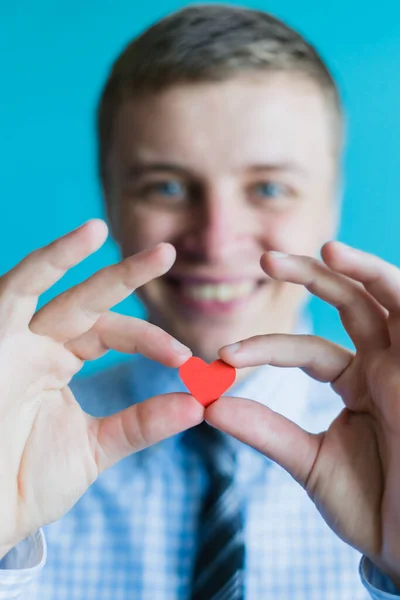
[181,188,256,264]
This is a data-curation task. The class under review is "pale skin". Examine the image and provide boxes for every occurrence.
[106,73,338,364]
[0,220,202,558]
[106,73,400,585]
[213,242,400,586]
[1,69,400,589]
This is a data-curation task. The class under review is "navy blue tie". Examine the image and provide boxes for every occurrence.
[185,422,245,600]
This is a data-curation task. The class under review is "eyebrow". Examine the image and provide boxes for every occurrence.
[125,161,307,178]
[125,162,192,178]
[247,163,307,177]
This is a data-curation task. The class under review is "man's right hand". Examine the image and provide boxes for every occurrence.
[0,219,203,558]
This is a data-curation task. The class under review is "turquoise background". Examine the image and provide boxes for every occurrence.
[1,0,399,375]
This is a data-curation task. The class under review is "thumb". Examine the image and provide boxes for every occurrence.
[205,396,321,487]
[87,392,204,474]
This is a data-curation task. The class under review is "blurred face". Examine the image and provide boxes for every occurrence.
[106,73,340,361]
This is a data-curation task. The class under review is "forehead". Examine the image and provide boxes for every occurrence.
[111,73,336,177]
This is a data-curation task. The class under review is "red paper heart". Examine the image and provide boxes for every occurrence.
[179,357,236,407]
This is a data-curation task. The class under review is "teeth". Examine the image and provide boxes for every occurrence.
[182,281,255,302]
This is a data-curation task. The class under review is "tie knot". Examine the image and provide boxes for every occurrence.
[183,421,237,478]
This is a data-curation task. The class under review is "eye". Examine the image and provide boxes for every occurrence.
[136,179,186,204]
[150,180,184,197]
[251,181,288,200]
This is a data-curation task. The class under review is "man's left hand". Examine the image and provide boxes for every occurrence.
[206,240,400,586]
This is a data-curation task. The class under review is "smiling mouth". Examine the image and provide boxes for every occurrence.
[164,276,268,306]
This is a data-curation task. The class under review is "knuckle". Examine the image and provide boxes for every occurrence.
[130,403,151,450]
[79,304,100,323]
[121,259,143,288]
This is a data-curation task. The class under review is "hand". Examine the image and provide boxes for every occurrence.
[0,219,202,557]
[207,241,400,585]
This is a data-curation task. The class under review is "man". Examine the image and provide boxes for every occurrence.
[0,4,399,599]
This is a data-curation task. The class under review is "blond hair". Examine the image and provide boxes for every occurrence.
[97,4,343,185]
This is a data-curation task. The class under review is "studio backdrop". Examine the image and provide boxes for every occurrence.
[1,0,399,374]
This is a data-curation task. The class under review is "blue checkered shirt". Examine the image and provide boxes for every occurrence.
[0,341,399,599]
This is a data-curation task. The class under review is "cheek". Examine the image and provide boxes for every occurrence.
[119,206,181,255]
[259,206,332,257]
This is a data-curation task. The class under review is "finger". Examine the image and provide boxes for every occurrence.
[219,333,352,382]
[86,391,204,473]
[30,243,176,343]
[321,241,400,313]
[66,311,191,366]
[322,241,400,344]
[205,395,321,488]
[0,220,108,327]
[261,251,389,350]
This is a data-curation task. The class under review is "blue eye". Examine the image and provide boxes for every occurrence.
[137,179,186,205]
[254,182,286,199]
[154,181,184,196]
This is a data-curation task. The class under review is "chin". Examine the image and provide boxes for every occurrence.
[189,341,222,362]
[145,289,301,361]
[174,322,251,362]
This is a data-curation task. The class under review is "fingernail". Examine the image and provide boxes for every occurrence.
[223,342,241,354]
[171,338,192,356]
[269,251,288,259]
